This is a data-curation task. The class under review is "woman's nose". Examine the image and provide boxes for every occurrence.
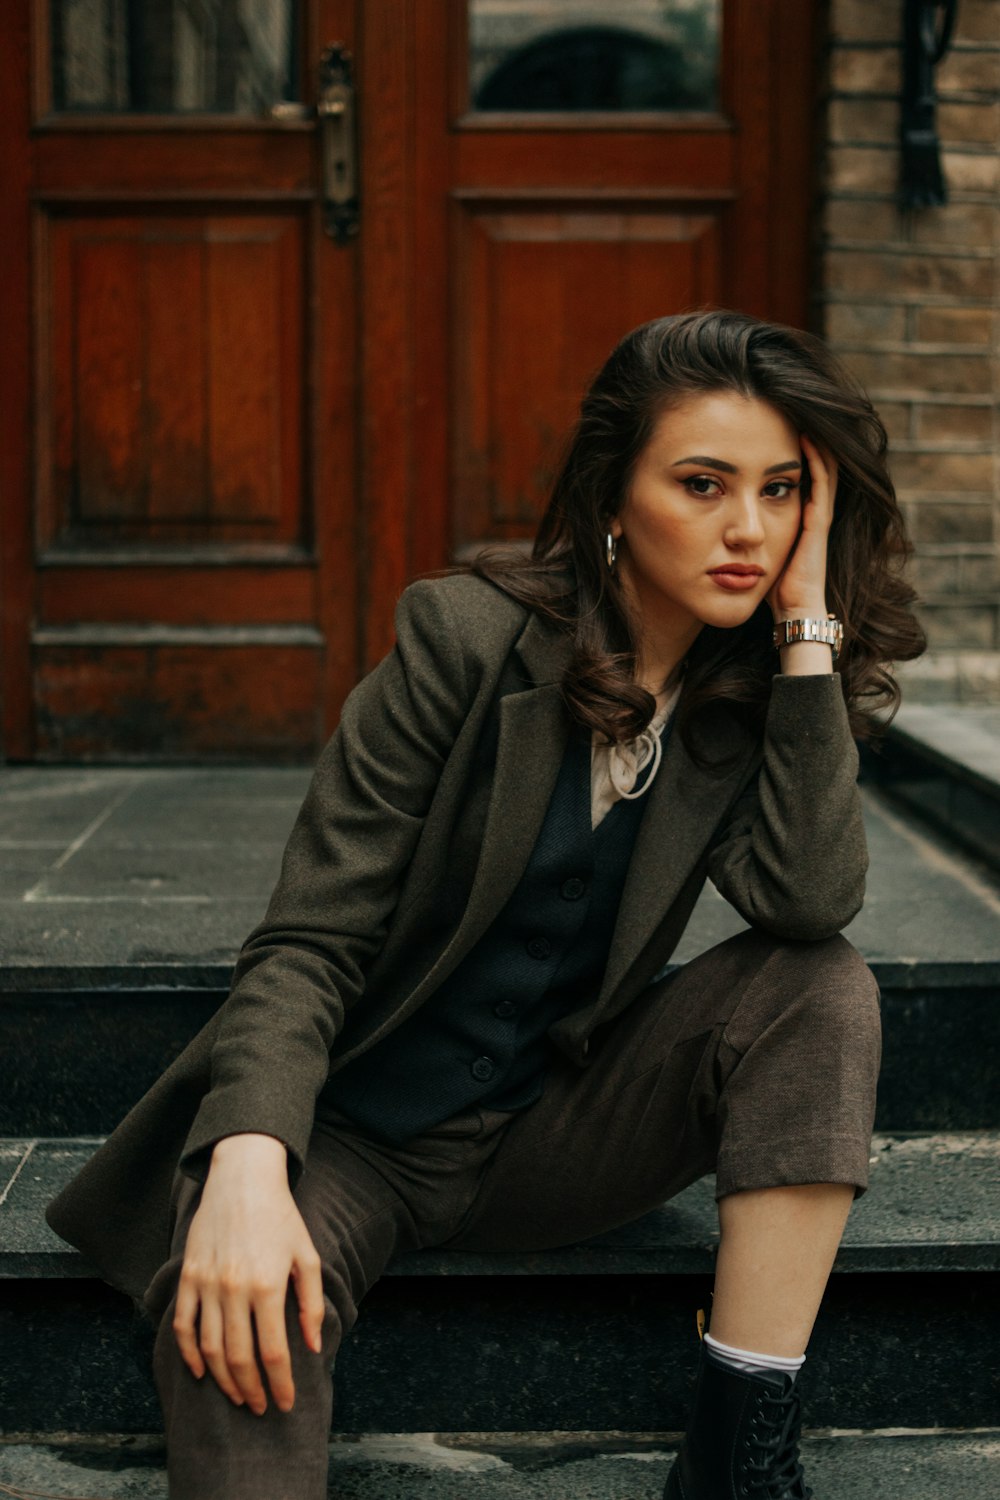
[723,493,766,547]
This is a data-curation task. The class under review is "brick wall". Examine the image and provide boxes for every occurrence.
[819,0,1000,702]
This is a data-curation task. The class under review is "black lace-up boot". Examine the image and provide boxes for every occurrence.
[663,1343,813,1499]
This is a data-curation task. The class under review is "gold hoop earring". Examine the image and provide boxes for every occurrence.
[605,532,618,571]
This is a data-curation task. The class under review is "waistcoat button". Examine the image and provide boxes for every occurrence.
[526,936,551,960]
[561,876,586,901]
[471,1055,495,1082]
[494,1000,517,1018]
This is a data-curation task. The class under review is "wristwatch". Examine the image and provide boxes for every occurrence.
[772,615,843,662]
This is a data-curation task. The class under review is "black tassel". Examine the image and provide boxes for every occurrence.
[899,0,959,210]
[901,126,947,208]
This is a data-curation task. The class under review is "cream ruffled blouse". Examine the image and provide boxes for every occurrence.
[590,675,683,830]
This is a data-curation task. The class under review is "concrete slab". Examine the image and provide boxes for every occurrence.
[840,792,1000,984]
[889,704,1000,791]
[2,766,999,990]
[32,842,288,903]
[5,1132,998,1279]
[865,705,1000,873]
[0,1429,996,1500]
[0,850,73,901]
[0,769,142,843]
[0,1141,30,1199]
[0,767,308,989]
[0,902,268,987]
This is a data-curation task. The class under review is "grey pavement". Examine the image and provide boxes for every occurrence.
[2,766,999,987]
[0,767,304,984]
[888,703,1000,789]
[0,1430,997,1500]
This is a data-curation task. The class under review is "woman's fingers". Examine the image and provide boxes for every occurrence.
[172,1273,206,1381]
[179,1274,300,1415]
[184,1267,319,1415]
[196,1292,247,1409]
[254,1286,299,1411]
[801,434,837,527]
[220,1284,271,1414]
[292,1242,327,1357]
[768,434,837,620]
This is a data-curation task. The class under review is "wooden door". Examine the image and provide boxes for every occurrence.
[0,0,817,761]
[1,0,358,761]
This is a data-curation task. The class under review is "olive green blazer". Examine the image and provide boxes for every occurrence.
[45,573,867,1301]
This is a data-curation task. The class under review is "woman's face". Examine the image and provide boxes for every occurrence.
[611,390,804,645]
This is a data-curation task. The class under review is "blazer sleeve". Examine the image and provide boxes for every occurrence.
[705,672,868,942]
[178,578,474,1184]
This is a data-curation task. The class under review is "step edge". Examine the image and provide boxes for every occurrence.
[3,959,999,994]
[885,713,1000,799]
[4,1244,999,1281]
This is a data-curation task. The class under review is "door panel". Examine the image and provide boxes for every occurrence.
[33,639,321,760]
[44,210,304,545]
[38,567,316,625]
[452,199,727,555]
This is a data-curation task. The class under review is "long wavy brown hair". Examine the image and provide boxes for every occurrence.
[470,309,926,766]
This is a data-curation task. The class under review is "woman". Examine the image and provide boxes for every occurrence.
[47,309,925,1500]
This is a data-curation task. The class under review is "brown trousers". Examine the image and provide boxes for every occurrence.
[144,928,881,1500]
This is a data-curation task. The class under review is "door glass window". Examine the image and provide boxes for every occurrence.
[468,0,721,113]
[50,0,299,114]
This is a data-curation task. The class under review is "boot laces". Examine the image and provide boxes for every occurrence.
[741,1383,812,1499]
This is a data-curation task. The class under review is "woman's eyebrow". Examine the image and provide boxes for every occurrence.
[671,456,802,475]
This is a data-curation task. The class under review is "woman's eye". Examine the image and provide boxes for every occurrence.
[764,480,800,499]
[685,475,722,497]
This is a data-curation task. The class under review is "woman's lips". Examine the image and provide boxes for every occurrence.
[708,569,764,591]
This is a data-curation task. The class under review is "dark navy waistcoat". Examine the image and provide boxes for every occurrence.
[326,723,660,1145]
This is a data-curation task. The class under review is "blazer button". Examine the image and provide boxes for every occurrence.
[561,876,586,901]
[471,1055,495,1082]
[494,1000,517,1018]
[526,936,551,960]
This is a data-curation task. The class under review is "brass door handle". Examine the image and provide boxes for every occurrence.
[268,46,359,244]
[318,44,359,244]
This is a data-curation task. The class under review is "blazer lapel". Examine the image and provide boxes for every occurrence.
[458,600,575,942]
[363,607,573,1029]
[456,604,573,952]
[593,699,757,1012]
[457,681,569,948]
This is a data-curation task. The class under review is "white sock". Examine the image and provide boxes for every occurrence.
[703,1331,806,1383]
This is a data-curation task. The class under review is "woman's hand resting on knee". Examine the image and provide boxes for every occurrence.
[172,1132,326,1416]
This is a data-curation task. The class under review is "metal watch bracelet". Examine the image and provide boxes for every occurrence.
[772,615,843,661]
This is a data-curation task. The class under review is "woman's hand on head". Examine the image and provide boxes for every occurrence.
[766,434,837,622]
[171,1132,325,1416]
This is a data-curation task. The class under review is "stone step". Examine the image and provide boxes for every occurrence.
[0,1429,997,1500]
[2,1133,998,1434]
[5,1265,997,1436]
[3,1132,997,1280]
[2,781,999,1135]
[1,962,995,1136]
[2,775,997,999]
[862,704,1000,873]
